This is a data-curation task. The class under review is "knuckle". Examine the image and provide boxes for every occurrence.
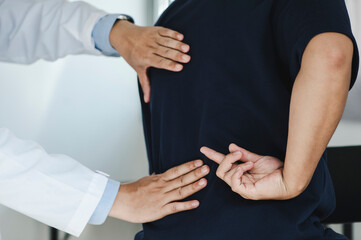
[176,42,183,50]
[177,187,183,197]
[188,162,195,170]
[158,57,165,65]
[164,29,172,36]
[171,204,178,213]
[168,61,177,68]
[176,53,183,60]
[156,176,164,184]
[171,167,179,176]
[163,48,170,55]
[171,31,178,38]
[194,169,201,177]
[179,176,185,185]
[162,38,170,46]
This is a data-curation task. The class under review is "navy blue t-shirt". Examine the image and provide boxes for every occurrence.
[138,0,359,239]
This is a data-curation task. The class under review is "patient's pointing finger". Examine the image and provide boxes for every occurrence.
[200,147,225,164]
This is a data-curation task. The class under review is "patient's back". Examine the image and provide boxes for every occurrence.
[139,0,358,239]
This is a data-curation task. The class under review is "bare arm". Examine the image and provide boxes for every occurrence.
[283,32,354,196]
[201,32,355,200]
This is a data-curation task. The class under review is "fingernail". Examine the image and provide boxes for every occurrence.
[175,64,183,71]
[192,201,199,207]
[198,179,206,186]
[182,45,189,52]
[182,55,190,61]
[178,34,184,40]
[201,166,209,174]
[195,160,203,167]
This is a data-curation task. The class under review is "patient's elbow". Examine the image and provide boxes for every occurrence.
[324,46,351,70]
[308,33,354,71]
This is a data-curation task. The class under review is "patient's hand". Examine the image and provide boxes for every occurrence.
[109,160,209,223]
[201,144,297,200]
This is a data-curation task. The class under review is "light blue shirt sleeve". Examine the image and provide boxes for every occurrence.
[88,179,120,225]
[91,14,121,57]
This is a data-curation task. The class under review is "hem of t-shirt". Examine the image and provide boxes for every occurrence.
[294,28,359,90]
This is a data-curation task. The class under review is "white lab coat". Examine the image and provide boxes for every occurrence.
[0,0,111,237]
[0,0,107,63]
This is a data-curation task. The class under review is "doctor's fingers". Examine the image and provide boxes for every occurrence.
[216,151,243,180]
[138,71,151,103]
[162,200,200,217]
[156,36,190,53]
[157,27,184,41]
[166,178,207,202]
[164,165,210,192]
[148,54,183,72]
[154,45,191,64]
[162,160,204,181]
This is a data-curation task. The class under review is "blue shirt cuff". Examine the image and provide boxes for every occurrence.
[88,179,120,225]
[92,14,122,57]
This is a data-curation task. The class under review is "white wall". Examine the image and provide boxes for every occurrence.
[0,0,151,239]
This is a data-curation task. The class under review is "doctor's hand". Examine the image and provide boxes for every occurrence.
[201,144,298,200]
[110,20,191,103]
[108,160,209,223]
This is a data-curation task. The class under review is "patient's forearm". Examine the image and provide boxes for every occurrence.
[283,33,354,196]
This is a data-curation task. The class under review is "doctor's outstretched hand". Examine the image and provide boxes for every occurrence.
[110,20,191,103]
[201,144,301,201]
[108,160,209,223]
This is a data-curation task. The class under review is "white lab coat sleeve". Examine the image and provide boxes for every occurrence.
[0,0,108,64]
[0,128,109,237]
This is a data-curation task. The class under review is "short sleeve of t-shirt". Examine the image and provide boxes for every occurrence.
[272,0,359,89]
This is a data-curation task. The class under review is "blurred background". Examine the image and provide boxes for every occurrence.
[0,0,360,239]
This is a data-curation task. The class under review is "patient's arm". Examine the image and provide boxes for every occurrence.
[201,32,354,200]
[283,32,353,197]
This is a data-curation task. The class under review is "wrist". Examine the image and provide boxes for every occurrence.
[108,183,129,221]
[283,169,309,199]
[109,20,134,57]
